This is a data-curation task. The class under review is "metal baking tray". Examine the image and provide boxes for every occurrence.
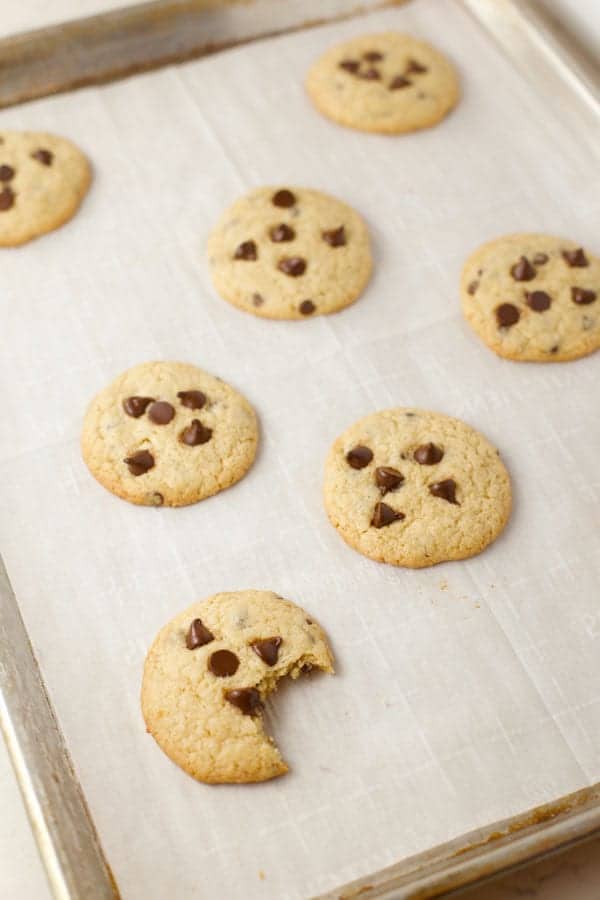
[1,1,598,897]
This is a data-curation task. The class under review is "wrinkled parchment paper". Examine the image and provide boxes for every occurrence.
[1,2,599,897]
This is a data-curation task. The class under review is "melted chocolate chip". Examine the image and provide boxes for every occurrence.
[562,248,588,267]
[148,401,175,425]
[278,256,306,277]
[0,187,15,211]
[375,467,404,493]
[389,75,412,90]
[208,649,239,677]
[414,443,443,465]
[467,280,479,295]
[358,68,381,81]
[31,149,53,166]
[252,293,264,306]
[571,287,596,305]
[346,445,373,469]
[526,290,552,312]
[186,618,214,649]
[180,419,212,446]
[225,687,262,716]
[532,252,549,265]
[124,449,154,476]
[269,223,295,242]
[429,479,459,504]
[272,189,296,208]
[251,637,282,666]
[0,165,15,181]
[510,256,536,281]
[405,58,428,74]
[363,50,383,61]
[299,299,316,315]
[322,225,346,247]
[495,303,520,327]
[123,396,154,418]
[339,59,360,73]
[177,390,206,410]
[371,502,405,528]
[234,240,257,260]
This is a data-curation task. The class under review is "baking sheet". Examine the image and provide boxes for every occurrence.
[0,1,599,898]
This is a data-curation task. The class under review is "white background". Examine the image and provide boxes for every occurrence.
[1,1,599,899]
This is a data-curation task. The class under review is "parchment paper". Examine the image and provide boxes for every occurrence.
[1,2,599,898]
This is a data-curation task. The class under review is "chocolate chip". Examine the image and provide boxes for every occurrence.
[252,293,264,307]
[0,187,15,211]
[225,687,262,716]
[180,419,212,446]
[549,345,559,354]
[123,396,154,418]
[495,303,520,327]
[358,68,381,81]
[123,449,154,476]
[389,75,411,90]
[532,252,549,265]
[346,445,373,469]
[510,256,536,281]
[363,50,383,61]
[299,299,315,315]
[177,390,206,410]
[31,149,53,166]
[339,59,360,73]
[526,290,552,312]
[405,58,428,74]
[272,189,296,208]
[251,637,282,666]
[571,287,596,305]
[429,479,459,504]
[562,248,588,267]
[371,502,405,528]
[148,401,175,425]
[234,240,257,260]
[322,225,346,247]
[467,280,479,295]
[269,223,295,242]
[375,467,404,493]
[414,443,443,465]
[186,618,215,649]
[0,165,14,181]
[208,649,239,677]
[278,256,306,277]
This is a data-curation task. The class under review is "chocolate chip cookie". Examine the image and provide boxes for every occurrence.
[462,234,600,361]
[207,186,372,319]
[141,590,334,783]
[81,361,258,506]
[324,408,511,568]
[306,32,459,134]
[0,131,91,246]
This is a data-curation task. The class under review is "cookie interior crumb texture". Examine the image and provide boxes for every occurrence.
[207,186,372,319]
[306,32,459,134]
[324,408,511,568]
[0,130,91,246]
[461,233,600,362]
[141,591,334,784]
[81,360,258,506]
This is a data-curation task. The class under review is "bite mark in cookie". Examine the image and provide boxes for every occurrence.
[141,591,334,783]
